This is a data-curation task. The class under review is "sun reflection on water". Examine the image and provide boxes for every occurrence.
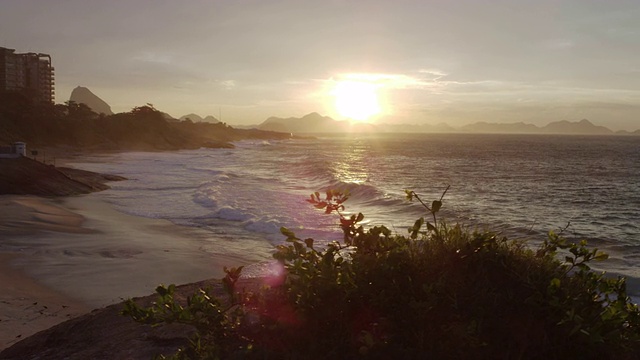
[330,141,371,185]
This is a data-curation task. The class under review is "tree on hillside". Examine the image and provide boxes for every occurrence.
[130,103,165,123]
[65,101,97,121]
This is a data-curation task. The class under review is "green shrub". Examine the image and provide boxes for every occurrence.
[123,190,640,359]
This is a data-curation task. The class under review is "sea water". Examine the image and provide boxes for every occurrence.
[71,134,640,290]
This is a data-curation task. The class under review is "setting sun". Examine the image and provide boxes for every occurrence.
[332,80,381,121]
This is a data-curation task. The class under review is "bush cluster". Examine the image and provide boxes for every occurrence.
[123,190,640,359]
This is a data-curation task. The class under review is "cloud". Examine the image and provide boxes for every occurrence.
[219,80,236,90]
[544,39,575,49]
[2,0,640,127]
[131,52,174,65]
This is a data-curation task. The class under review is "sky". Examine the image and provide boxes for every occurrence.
[1,0,639,130]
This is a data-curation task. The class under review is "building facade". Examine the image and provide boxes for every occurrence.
[0,142,27,158]
[0,47,55,103]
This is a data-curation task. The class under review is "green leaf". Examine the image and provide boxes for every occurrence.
[593,252,609,261]
[281,227,295,237]
[410,217,424,239]
[293,241,305,254]
[156,285,170,297]
[405,189,414,201]
[431,200,442,213]
[304,238,314,249]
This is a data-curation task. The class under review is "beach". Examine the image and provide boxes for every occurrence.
[1,134,639,355]
[0,192,256,351]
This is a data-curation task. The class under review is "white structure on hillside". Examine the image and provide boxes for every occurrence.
[0,142,26,158]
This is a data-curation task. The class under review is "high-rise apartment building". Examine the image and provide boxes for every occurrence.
[0,47,55,103]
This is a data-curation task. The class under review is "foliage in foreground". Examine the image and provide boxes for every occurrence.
[123,190,640,359]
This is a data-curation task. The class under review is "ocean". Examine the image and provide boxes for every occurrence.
[71,134,640,289]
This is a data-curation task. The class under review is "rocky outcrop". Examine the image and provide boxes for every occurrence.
[0,157,125,196]
[69,87,113,115]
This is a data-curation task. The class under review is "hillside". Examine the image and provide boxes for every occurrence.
[541,119,613,135]
[0,94,293,151]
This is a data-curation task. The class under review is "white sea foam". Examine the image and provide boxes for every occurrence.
[214,206,254,222]
[71,134,640,297]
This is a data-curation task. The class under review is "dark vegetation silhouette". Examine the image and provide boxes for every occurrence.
[0,91,291,151]
[124,190,640,359]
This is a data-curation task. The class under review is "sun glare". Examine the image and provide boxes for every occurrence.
[332,80,381,121]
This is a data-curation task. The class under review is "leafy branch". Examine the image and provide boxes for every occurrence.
[405,185,450,238]
[122,187,640,360]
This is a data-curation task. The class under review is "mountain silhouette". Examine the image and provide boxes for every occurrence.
[250,113,634,135]
[179,114,220,123]
[69,86,113,115]
[258,112,344,133]
[541,119,613,135]
[460,121,539,134]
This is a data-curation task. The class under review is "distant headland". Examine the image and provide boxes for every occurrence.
[53,86,638,136]
[250,112,640,135]
[0,88,293,153]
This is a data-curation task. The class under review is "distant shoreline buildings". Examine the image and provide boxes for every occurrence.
[0,46,55,103]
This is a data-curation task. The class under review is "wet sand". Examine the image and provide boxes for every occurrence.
[0,196,92,349]
[0,194,258,350]
[0,252,90,350]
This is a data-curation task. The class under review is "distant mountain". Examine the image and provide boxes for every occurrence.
[455,119,614,135]
[620,129,640,136]
[69,86,113,115]
[541,119,613,135]
[180,113,203,122]
[258,112,356,133]
[179,114,220,123]
[460,121,539,134]
[247,113,633,135]
[376,122,456,133]
[161,112,179,122]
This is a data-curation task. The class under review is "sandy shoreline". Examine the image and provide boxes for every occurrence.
[0,192,261,351]
[0,252,91,350]
[0,195,94,349]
